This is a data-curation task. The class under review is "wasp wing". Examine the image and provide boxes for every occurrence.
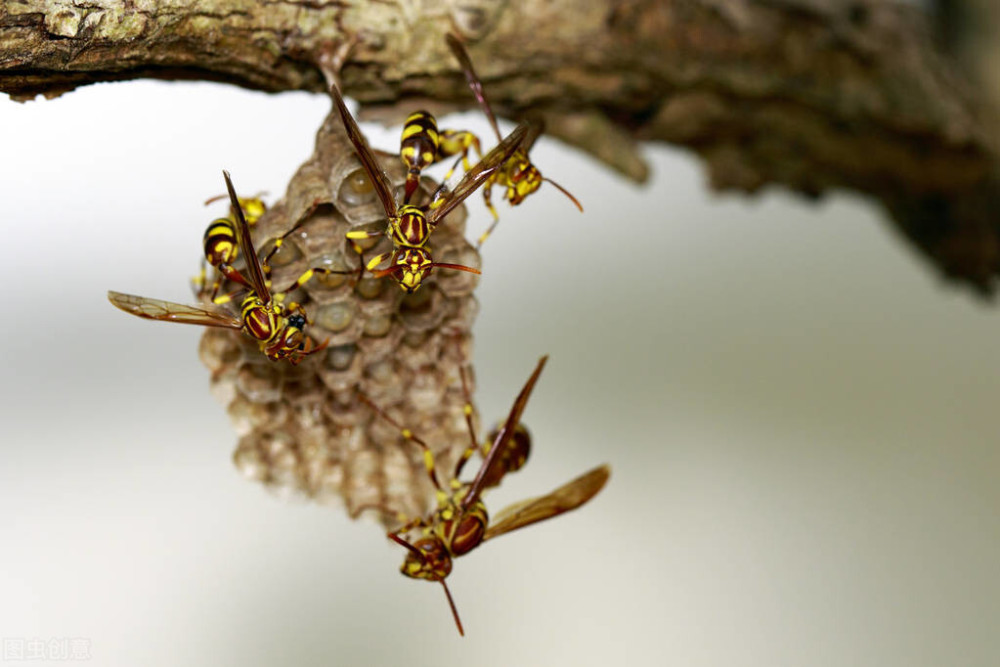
[446,33,502,142]
[329,83,399,219]
[428,121,529,226]
[522,117,545,154]
[463,354,547,511]
[483,465,610,542]
[108,290,242,329]
[222,170,271,304]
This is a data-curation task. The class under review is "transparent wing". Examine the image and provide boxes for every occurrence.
[446,33,502,142]
[428,121,529,225]
[483,465,610,542]
[329,83,398,219]
[223,170,270,304]
[108,290,241,329]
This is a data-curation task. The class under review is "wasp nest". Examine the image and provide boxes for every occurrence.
[198,108,484,525]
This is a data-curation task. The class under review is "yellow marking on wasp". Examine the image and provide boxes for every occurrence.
[463,404,472,416]
[346,226,384,241]
[402,124,424,140]
[423,449,434,473]
[365,253,390,271]
[299,269,314,282]
[402,428,413,438]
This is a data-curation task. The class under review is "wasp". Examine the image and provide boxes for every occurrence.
[328,82,529,293]
[195,192,270,303]
[109,171,350,365]
[360,355,610,635]
[446,33,583,247]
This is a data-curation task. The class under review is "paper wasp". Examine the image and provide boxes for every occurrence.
[446,33,583,246]
[195,192,269,302]
[359,356,610,635]
[328,82,529,293]
[109,171,349,365]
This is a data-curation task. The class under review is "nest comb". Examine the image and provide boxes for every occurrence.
[198,108,484,526]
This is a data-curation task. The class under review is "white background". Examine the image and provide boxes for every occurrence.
[1,78,998,666]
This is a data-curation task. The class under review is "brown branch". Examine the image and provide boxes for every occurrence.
[3,0,999,293]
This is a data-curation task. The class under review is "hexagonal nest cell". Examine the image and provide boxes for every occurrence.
[198,108,485,526]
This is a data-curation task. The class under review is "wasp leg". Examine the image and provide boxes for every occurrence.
[452,361,482,480]
[345,228,384,242]
[211,286,246,306]
[475,182,502,248]
[192,259,209,298]
[259,236,287,269]
[439,130,482,182]
[358,394,446,492]
[276,266,362,295]
[363,251,393,273]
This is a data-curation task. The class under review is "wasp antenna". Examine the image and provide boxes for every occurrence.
[543,177,583,213]
[440,579,465,636]
[369,267,397,280]
[308,337,331,356]
[431,262,481,275]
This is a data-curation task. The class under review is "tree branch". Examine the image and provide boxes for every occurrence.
[3,0,998,293]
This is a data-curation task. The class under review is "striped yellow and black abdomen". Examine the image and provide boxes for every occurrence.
[203,217,238,267]
[401,111,441,202]
[401,111,440,174]
[391,205,432,249]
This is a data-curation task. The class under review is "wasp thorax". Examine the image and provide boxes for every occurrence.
[442,502,488,557]
[393,205,431,247]
[240,297,275,341]
[401,537,453,581]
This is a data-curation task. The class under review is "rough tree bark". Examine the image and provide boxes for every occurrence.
[2,0,998,294]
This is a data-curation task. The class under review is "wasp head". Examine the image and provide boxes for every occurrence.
[505,155,542,206]
[401,537,453,581]
[390,247,434,293]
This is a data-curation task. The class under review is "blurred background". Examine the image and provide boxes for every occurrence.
[0,75,998,666]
